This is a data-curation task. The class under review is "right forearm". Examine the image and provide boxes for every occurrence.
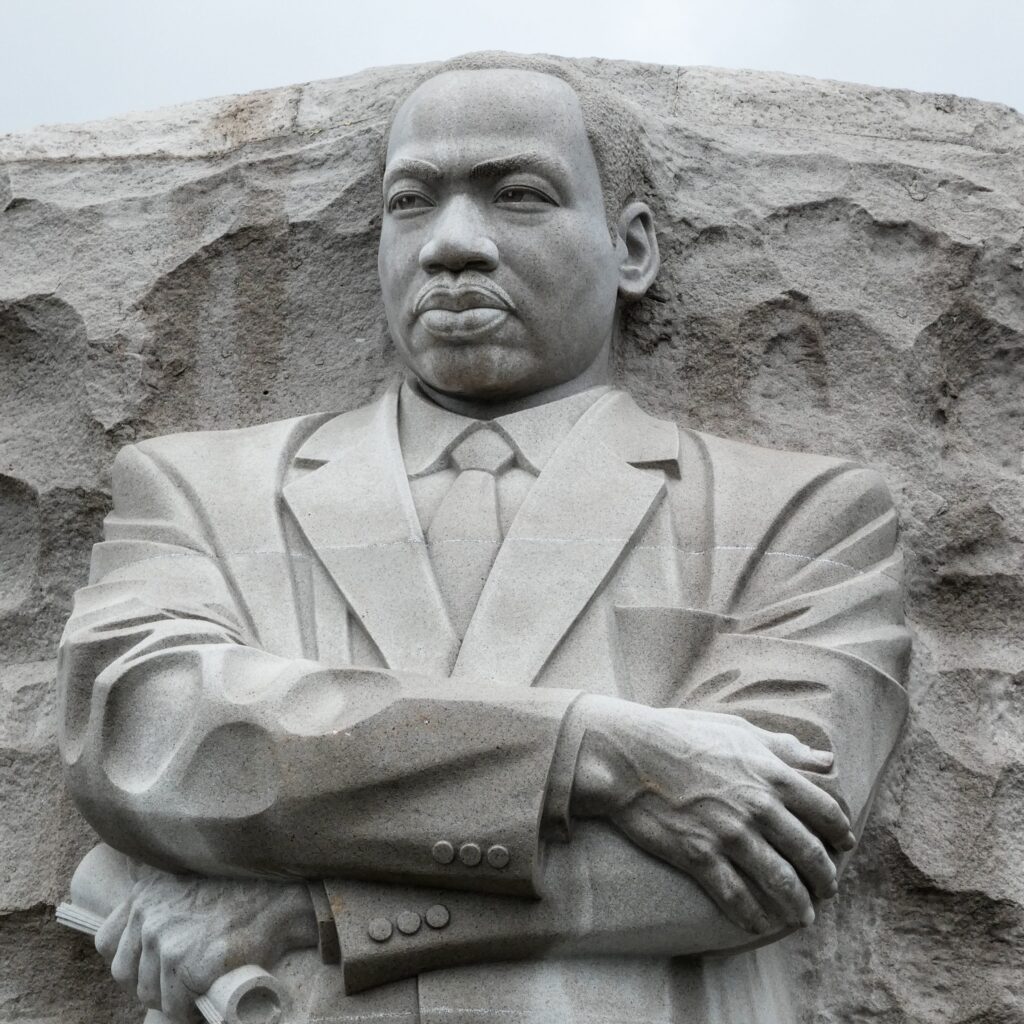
[577,694,849,921]
[61,629,576,894]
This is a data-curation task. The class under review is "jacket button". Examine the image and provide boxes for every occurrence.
[396,911,421,935]
[486,844,510,869]
[458,842,482,866]
[425,904,450,929]
[432,840,455,864]
[367,917,393,942]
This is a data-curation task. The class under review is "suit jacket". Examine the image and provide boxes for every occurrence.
[58,384,910,1024]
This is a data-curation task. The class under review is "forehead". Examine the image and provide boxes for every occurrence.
[386,69,594,172]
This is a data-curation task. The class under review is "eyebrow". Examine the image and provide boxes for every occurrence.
[383,158,443,189]
[468,153,570,184]
[383,152,571,190]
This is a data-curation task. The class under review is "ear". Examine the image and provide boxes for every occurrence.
[615,201,660,301]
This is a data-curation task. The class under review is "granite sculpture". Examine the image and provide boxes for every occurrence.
[51,53,913,1024]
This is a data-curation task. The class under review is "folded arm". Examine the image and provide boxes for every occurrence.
[58,442,580,895]
[324,462,911,990]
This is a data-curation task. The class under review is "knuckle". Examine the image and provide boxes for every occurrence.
[772,770,798,796]
[829,803,850,827]
[160,950,184,975]
[812,844,835,871]
[806,856,833,885]
[683,839,716,869]
[140,921,160,948]
[162,937,188,963]
[767,859,798,892]
[747,790,774,819]
[719,881,744,907]
[690,847,715,870]
[775,859,800,888]
[718,817,746,846]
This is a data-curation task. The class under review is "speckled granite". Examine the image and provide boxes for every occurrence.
[0,57,1021,1024]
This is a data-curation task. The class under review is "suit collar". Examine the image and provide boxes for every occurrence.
[397,378,614,477]
[452,390,675,685]
[296,381,678,471]
[284,383,459,675]
[286,383,679,683]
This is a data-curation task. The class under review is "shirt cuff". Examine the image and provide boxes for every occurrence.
[542,696,589,843]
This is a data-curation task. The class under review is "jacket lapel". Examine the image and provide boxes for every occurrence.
[282,385,459,676]
[453,391,679,688]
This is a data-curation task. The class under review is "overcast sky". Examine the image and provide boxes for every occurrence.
[2,0,1022,134]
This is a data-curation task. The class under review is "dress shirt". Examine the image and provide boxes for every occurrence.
[398,378,612,535]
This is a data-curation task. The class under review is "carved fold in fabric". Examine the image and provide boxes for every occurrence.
[57,381,910,1020]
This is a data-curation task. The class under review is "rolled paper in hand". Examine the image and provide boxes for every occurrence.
[56,901,289,1024]
[195,965,288,1024]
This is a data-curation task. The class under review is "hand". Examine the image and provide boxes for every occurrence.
[95,873,318,1022]
[570,696,855,935]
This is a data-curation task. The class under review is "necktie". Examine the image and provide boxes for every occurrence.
[427,426,515,637]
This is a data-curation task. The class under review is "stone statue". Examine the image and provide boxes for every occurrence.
[56,52,910,1024]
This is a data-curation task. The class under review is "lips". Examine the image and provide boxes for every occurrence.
[414,285,512,315]
[418,306,511,337]
[412,280,516,339]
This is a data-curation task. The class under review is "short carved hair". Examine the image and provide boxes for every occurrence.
[382,51,660,228]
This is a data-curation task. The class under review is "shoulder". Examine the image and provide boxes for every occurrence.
[688,428,852,483]
[108,412,338,512]
[683,427,894,514]
[134,412,331,467]
[672,427,898,571]
[114,412,334,481]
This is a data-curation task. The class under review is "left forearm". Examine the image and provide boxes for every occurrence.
[329,821,788,993]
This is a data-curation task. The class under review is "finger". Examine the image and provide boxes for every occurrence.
[757,729,834,773]
[726,831,816,928]
[690,855,777,935]
[777,771,855,850]
[110,905,143,989]
[136,937,162,1010]
[161,948,199,1023]
[617,810,782,935]
[95,901,130,963]
[757,803,838,899]
[621,810,778,934]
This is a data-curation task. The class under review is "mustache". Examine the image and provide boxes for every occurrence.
[412,275,516,315]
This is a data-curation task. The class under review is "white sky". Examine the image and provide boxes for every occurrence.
[2,0,1022,134]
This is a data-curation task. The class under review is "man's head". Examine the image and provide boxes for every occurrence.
[377,54,660,404]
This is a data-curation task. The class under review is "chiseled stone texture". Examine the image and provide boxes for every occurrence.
[0,58,1021,1023]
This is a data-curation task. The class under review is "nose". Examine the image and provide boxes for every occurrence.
[418,196,499,274]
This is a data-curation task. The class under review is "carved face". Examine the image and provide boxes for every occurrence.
[378,69,623,401]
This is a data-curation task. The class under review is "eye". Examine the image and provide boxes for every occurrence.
[495,186,556,206]
[388,191,434,214]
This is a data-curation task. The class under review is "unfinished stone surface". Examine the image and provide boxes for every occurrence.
[0,57,1022,1023]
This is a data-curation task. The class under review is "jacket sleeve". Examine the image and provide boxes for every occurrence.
[58,442,580,896]
[673,461,911,833]
[323,461,911,991]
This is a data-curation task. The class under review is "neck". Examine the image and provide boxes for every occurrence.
[417,339,613,420]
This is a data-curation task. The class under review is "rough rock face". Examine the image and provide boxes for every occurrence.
[1,57,1022,1023]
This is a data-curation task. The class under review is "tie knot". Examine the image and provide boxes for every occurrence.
[449,426,515,475]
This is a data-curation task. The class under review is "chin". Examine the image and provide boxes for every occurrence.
[412,343,539,400]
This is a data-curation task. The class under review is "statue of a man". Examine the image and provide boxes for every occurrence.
[58,53,910,1024]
